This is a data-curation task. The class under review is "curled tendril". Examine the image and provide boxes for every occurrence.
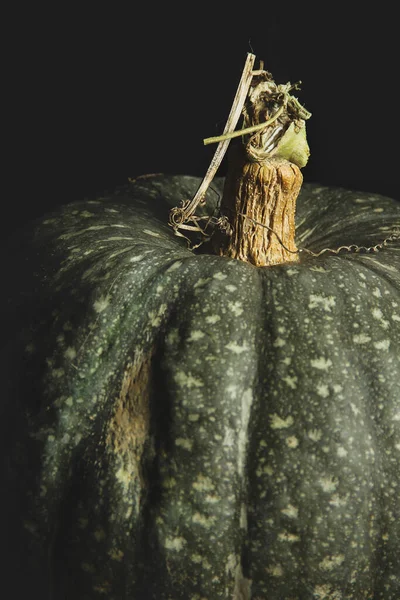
[236,213,400,257]
[169,200,192,228]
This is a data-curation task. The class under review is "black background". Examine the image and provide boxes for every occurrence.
[7,6,399,230]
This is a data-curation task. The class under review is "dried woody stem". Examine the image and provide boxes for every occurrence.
[169,53,256,239]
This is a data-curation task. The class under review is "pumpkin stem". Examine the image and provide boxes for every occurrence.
[213,70,311,267]
[168,55,311,264]
[213,147,303,266]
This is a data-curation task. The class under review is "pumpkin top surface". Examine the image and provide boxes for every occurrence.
[3,175,400,598]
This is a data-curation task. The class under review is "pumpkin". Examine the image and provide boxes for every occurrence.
[2,173,400,599]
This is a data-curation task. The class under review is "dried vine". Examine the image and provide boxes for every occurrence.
[168,52,256,243]
[236,213,400,257]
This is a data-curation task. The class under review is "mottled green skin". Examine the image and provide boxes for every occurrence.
[2,176,400,599]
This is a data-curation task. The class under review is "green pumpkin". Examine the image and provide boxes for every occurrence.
[2,174,400,599]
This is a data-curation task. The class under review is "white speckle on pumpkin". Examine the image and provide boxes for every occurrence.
[192,512,215,528]
[188,413,200,422]
[94,528,106,542]
[108,549,124,562]
[350,402,361,416]
[373,207,384,213]
[310,357,332,371]
[374,339,390,350]
[316,384,330,398]
[58,224,108,240]
[129,254,144,262]
[64,346,77,360]
[116,467,131,491]
[309,294,336,312]
[213,272,227,280]
[223,426,235,448]
[225,341,248,355]
[193,474,214,492]
[371,308,390,329]
[319,476,338,493]
[238,389,253,476]
[164,536,187,551]
[191,553,203,564]
[205,314,220,324]
[266,564,284,577]
[194,277,211,289]
[282,375,297,389]
[142,229,160,237]
[329,494,348,508]
[205,493,220,504]
[281,504,299,519]
[61,433,70,444]
[226,284,237,292]
[337,446,348,458]
[333,384,342,393]
[166,328,180,346]
[240,503,247,530]
[188,330,205,341]
[96,236,135,243]
[353,333,371,344]
[278,531,300,542]
[48,435,55,442]
[93,295,111,313]
[256,464,273,477]
[52,368,64,378]
[270,414,294,429]
[319,554,345,571]
[228,301,243,316]
[175,438,193,451]
[65,396,73,407]
[308,429,322,441]
[313,584,342,599]
[372,287,382,298]
[286,436,299,448]
[226,384,238,399]
[80,210,95,218]
[166,260,182,272]
[392,313,400,322]
[286,268,298,276]
[310,265,329,273]
[273,337,286,348]
[174,371,203,388]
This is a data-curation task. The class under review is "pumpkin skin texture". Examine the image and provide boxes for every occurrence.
[2,175,400,599]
